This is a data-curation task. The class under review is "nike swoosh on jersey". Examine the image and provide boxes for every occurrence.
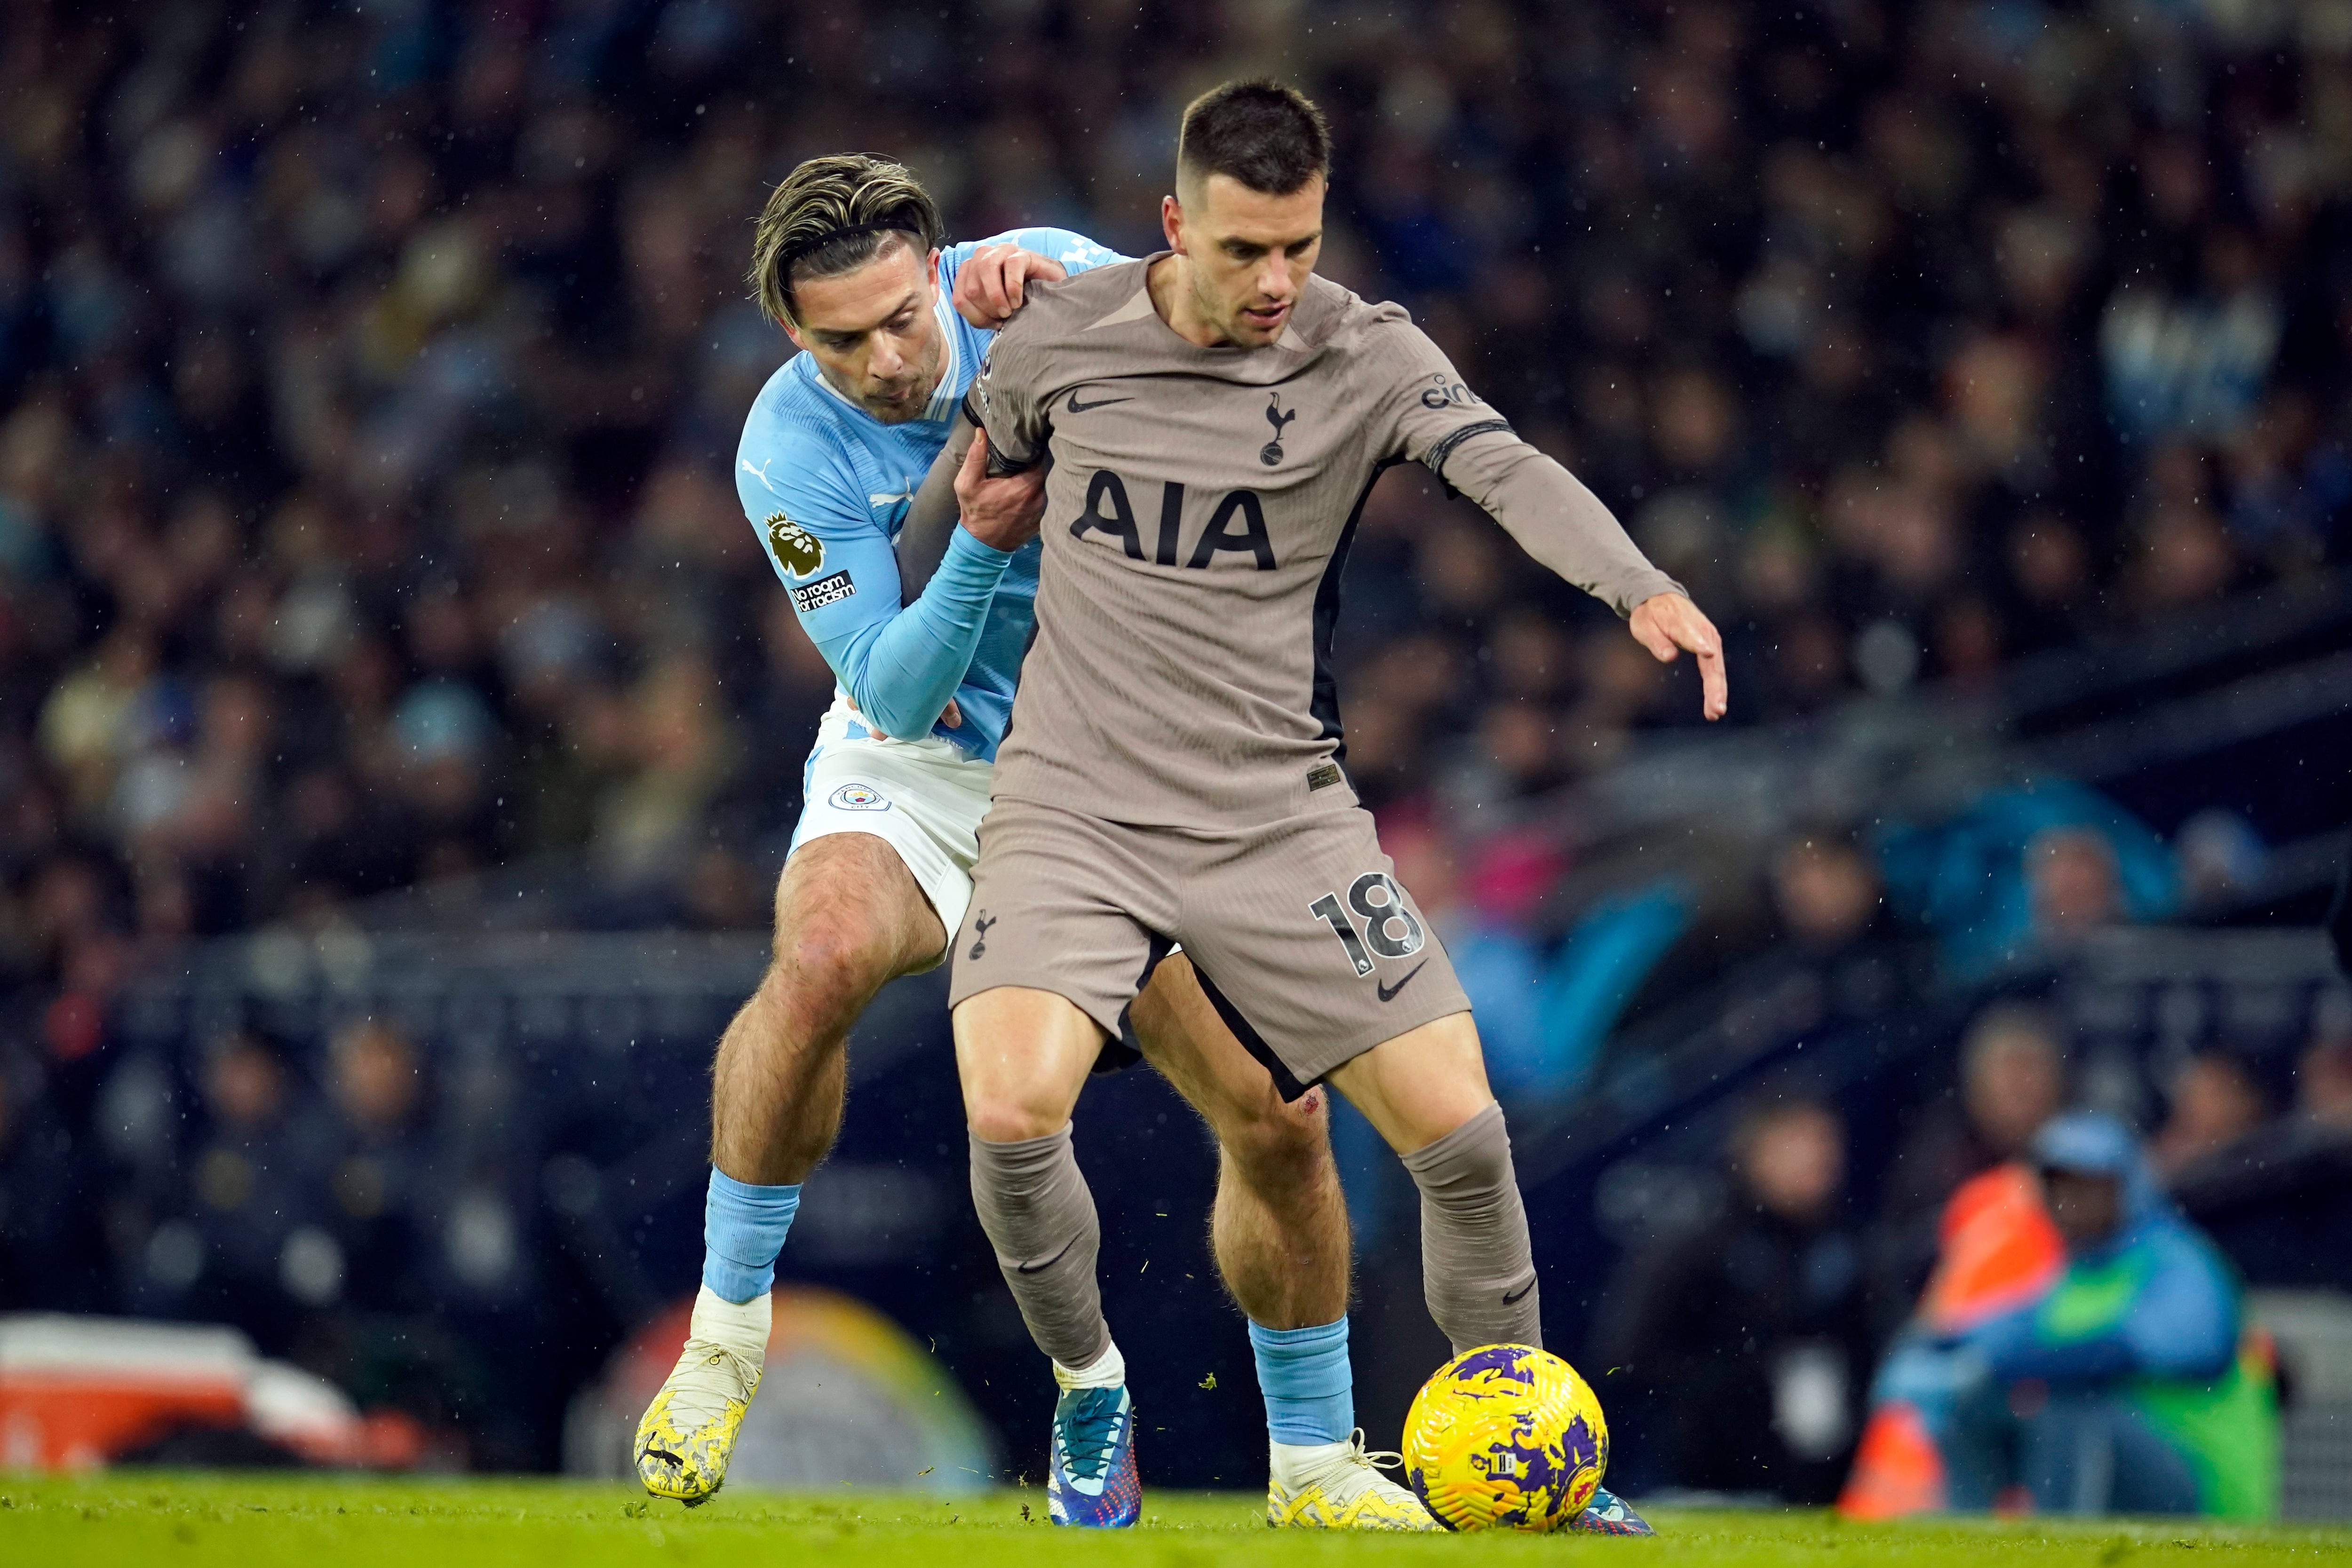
[1065,388,1133,413]
[1376,961,1429,1003]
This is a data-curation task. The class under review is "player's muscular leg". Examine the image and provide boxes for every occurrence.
[1321,1010,1496,1153]
[639,835,943,1507]
[1129,955,1348,1330]
[1325,1011,1540,1355]
[954,984,1104,1140]
[709,833,948,1185]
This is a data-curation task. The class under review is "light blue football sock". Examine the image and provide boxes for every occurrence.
[1250,1316,1354,1446]
[702,1168,800,1304]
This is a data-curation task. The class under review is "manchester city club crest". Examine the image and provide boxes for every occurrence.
[828,782,890,811]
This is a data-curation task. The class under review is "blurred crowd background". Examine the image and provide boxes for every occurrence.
[2,0,2349,1502]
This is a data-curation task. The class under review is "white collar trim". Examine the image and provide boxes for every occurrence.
[922,288,963,424]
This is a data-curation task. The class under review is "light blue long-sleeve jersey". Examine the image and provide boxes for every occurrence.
[735,228,1123,758]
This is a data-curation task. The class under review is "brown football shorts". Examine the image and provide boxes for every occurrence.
[947,795,1471,1099]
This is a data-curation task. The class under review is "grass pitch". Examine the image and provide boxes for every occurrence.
[4,1474,2347,1568]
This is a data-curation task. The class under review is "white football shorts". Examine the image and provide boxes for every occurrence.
[788,694,995,959]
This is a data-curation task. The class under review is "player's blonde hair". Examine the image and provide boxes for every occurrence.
[748,153,943,328]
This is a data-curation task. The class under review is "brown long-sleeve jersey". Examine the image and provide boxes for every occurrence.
[948,255,1683,830]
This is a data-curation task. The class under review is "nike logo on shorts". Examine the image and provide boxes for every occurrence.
[1065,387,1132,413]
[1376,961,1429,1003]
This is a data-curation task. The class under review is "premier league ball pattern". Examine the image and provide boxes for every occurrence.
[1402,1344,1608,1532]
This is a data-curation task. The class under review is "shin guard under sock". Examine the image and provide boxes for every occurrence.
[969,1123,1111,1371]
[1398,1101,1541,1354]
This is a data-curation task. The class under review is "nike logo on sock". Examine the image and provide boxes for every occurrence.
[1376,962,1428,1003]
[1502,1279,1536,1305]
[1017,1236,1081,1274]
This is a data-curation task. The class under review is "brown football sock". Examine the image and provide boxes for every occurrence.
[969,1123,1112,1371]
[1398,1101,1542,1355]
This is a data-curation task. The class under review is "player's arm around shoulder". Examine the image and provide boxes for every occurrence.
[960,298,1056,478]
[1363,310,1728,721]
[908,415,1047,556]
[948,227,1126,330]
[914,232,1110,572]
[855,422,1045,742]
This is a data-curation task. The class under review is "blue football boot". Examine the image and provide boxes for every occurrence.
[1566,1486,1656,1536]
[1046,1385,1140,1527]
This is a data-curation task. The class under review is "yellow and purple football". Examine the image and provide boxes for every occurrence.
[1402,1343,1608,1531]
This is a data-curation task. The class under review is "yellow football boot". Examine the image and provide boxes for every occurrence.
[633,1338,762,1504]
[1266,1431,1441,1530]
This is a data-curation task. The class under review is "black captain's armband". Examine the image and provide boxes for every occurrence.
[1424,419,1515,497]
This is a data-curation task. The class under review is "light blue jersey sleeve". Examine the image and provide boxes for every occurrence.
[950,226,1125,284]
[740,229,1121,747]
[738,424,1013,744]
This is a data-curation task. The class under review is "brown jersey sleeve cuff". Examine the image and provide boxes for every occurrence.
[961,390,1042,476]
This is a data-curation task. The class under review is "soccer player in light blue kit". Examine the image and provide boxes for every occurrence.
[632,154,1424,1529]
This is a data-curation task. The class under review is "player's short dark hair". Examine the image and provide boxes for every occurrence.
[749,153,942,327]
[1176,80,1331,198]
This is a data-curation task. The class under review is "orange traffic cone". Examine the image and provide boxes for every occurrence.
[1837,1400,1947,1519]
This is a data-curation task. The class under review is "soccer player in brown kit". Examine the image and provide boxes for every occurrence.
[632,157,1382,1529]
[933,81,1728,1533]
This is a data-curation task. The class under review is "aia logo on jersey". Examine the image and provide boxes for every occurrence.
[764,511,825,578]
[1071,470,1277,570]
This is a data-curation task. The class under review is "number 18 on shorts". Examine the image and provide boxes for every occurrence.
[950,797,1471,1099]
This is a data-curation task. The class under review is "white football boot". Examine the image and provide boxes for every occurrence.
[1266,1430,1441,1529]
[633,1287,768,1504]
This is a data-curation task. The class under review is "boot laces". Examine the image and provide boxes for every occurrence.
[1342,1429,1405,1472]
[1057,1388,1125,1482]
[663,1342,756,1428]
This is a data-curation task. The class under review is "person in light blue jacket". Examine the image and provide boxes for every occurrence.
[1869,1113,2276,1517]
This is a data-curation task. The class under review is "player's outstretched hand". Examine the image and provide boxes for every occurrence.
[954,430,1047,552]
[951,243,1067,329]
[843,692,962,741]
[1629,591,1728,721]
